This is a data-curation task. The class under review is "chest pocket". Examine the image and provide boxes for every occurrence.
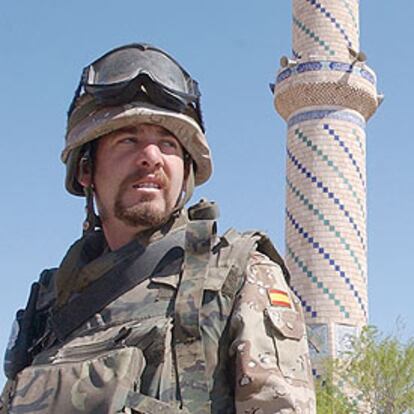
[9,316,181,414]
[10,346,143,414]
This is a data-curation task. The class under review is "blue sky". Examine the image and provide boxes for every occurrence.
[1,1,413,377]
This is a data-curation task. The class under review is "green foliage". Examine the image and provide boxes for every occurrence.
[315,362,357,413]
[315,325,414,414]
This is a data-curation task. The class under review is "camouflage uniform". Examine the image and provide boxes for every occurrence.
[231,251,315,413]
[1,210,315,414]
[1,43,315,413]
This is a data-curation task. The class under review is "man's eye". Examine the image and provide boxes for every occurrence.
[120,137,137,144]
[161,139,177,149]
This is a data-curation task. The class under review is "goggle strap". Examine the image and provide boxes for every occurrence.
[195,101,205,132]
[68,68,89,118]
[161,82,200,101]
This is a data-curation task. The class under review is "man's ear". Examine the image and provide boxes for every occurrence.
[77,156,93,188]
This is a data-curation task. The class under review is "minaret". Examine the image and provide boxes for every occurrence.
[274,0,380,372]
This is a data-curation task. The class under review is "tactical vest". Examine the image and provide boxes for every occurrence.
[2,202,290,414]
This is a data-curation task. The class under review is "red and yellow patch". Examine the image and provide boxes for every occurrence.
[268,288,292,308]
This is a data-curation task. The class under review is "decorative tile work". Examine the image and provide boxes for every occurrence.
[278,0,378,370]
[276,60,376,85]
[287,245,351,318]
[352,128,365,157]
[291,285,318,318]
[329,61,352,72]
[286,209,367,317]
[288,109,365,129]
[286,178,367,283]
[293,15,336,56]
[297,61,323,72]
[277,68,293,84]
[335,324,358,355]
[305,0,353,48]
[360,69,375,83]
[293,128,366,244]
[292,0,362,61]
[324,124,366,190]
[308,323,329,360]
[287,147,366,246]
[295,128,364,210]
[339,0,359,34]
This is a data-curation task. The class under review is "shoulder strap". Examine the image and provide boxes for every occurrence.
[218,228,260,297]
[4,282,40,379]
[211,228,290,299]
[3,267,60,380]
[50,229,185,342]
[255,231,290,284]
[245,230,291,283]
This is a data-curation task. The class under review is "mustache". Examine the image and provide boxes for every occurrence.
[119,169,169,191]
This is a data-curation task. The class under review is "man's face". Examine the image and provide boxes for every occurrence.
[88,123,185,230]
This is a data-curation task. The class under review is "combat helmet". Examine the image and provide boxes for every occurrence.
[62,43,212,203]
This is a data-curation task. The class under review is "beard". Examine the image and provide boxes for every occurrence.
[113,170,175,229]
[114,196,169,228]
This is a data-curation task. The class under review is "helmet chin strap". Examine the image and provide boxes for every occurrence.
[83,185,101,235]
[80,147,101,236]
[173,161,195,215]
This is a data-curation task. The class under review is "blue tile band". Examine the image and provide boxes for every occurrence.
[276,60,376,85]
[288,109,366,129]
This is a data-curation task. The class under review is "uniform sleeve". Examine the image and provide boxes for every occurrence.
[0,379,14,413]
[229,252,316,414]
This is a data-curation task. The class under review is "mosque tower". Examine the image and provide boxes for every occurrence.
[273,0,380,371]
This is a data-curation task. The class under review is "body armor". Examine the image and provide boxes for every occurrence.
[2,204,294,414]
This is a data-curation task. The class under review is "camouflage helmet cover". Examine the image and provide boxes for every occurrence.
[62,45,213,196]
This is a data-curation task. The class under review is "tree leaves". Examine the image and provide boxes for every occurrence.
[315,325,414,414]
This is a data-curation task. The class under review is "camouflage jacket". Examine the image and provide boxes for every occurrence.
[1,209,315,414]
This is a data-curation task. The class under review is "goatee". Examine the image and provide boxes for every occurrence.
[114,170,172,228]
[114,197,170,228]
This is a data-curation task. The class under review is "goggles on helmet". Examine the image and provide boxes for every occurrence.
[68,43,204,131]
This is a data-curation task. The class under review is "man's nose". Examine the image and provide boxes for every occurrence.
[135,143,164,169]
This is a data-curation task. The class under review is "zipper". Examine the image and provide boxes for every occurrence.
[50,326,132,364]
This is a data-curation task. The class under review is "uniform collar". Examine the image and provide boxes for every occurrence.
[54,209,188,307]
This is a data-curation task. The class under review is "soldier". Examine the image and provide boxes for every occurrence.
[1,43,315,413]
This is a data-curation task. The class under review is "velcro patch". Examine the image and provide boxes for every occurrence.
[268,288,292,308]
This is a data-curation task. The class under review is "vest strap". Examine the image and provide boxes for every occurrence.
[219,229,259,299]
[50,229,185,341]
[125,390,189,414]
[174,219,214,413]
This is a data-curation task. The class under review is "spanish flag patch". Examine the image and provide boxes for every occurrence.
[268,288,292,308]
